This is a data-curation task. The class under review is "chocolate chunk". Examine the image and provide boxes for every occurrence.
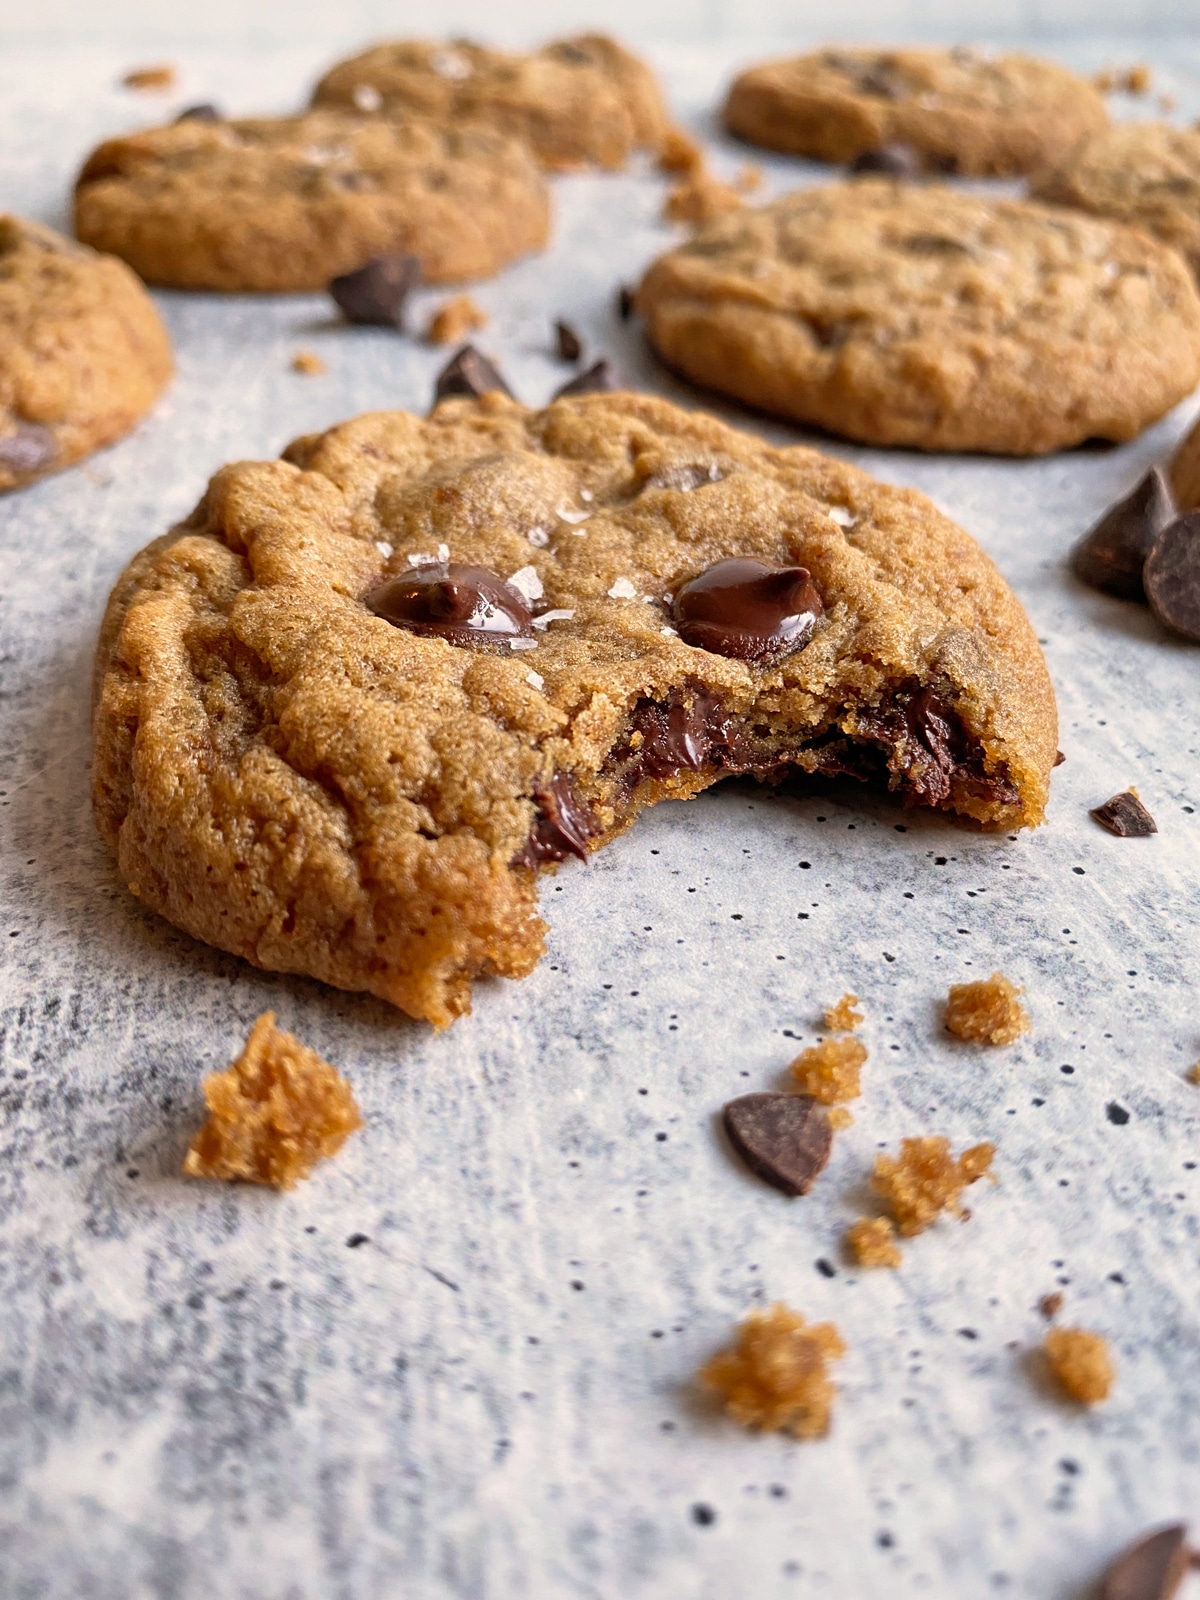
[516,774,597,867]
[1098,1524,1190,1600]
[1090,791,1157,837]
[328,253,420,329]
[617,284,634,321]
[854,685,1020,808]
[722,1093,833,1197]
[554,319,582,363]
[552,359,614,400]
[366,563,531,646]
[1144,512,1200,641]
[175,102,221,122]
[849,141,920,177]
[1072,467,1176,601]
[1054,749,1067,766]
[433,344,514,404]
[0,422,57,479]
[672,558,823,663]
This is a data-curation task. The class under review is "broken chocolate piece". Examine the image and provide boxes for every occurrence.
[366,563,532,646]
[849,141,920,177]
[1098,1524,1191,1600]
[723,1093,833,1197]
[175,102,221,122]
[617,284,634,321]
[515,773,597,867]
[0,422,58,479]
[1144,513,1200,642]
[328,253,420,329]
[433,344,514,404]
[552,359,614,399]
[554,319,582,362]
[672,558,823,663]
[1072,467,1176,601]
[1054,750,1067,766]
[1090,791,1157,837]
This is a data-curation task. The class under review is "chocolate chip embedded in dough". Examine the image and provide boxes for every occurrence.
[552,358,614,399]
[366,563,532,646]
[0,422,58,480]
[1098,1524,1191,1600]
[554,319,582,362]
[1072,466,1176,602]
[1089,791,1158,837]
[433,343,514,404]
[672,558,824,663]
[328,253,420,328]
[848,141,921,177]
[723,1093,833,1197]
[515,773,597,867]
[175,103,221,123]
[1144,512,1200,641]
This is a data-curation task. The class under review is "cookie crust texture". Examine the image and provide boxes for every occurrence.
[1032,122,1200,283]
[73,112,551,292]
[723,47,1107,176]
[92,392,1057,1027]
[0,215,172,492]
[638,180,1200,455]
[312,33,670,171]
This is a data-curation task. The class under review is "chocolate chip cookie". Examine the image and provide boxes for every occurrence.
[74,111,550,292]
[311,33,669,171]
[638,180,1200,454]
[92,391,1057,1027]
[1032,122,1200,282]
[0,215,172,492]
[724,47,1107,176]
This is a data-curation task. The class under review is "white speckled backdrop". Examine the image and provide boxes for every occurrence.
[3,14,1200,1600]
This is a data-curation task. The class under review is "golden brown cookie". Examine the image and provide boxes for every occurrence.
[724,46,1107,176]
[1032,121,1200,282]
[638,180,1200,454]
[0,215,171,492]
[311,34,669,171]
[92,391,1057,1027]
[74,111,550,292]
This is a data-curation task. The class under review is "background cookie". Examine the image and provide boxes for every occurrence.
[724,47,1108,175]
[311,33,670,171]
[638,180,1200,455]
[93,391,1056,1028]
[0,215,171,493]
[74,111,551,292]
[1032,122,1200,282]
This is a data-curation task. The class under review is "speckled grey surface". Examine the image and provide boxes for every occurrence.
[3,30,1200,1600]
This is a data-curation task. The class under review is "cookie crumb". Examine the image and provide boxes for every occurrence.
[182,1012,362,1189]
[736,163,764,193]
[426,295,488,345]
[944,972,1029,1045]
[658,126,704,174]
[663,170,744,226]
[790,1035,866,1104]
[1044,1326,1115,1404]
[1039,1291,1064,1320]
[828,1107,854,1131]
[824,992,864,1032]
[1188,1063,1200,1086]
[122,63,177,91]
[700,1302,845,1437]
[872,1136,995,1235]
[1122,64,1153,95]
[846,1216,902,1269]
[291,349,327,376]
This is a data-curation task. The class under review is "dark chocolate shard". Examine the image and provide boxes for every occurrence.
[849,141,920,177]
[1098,1524,1190,1600]
[672,558,823,664]
[175,102,221,122]
[515,774,598,868]
[366,563,531,646]
[1144,512,1200,642]
[617,284,634,321]
[433,344,514,404]
[1054,750,1067,766]
[0,422,58,480]
[329,253,420,329]
[554,319,582,363]
[723,1093,833,1197]
[1090,791,1157,837]
[1073,467,1176,602]
[552,359,614,400]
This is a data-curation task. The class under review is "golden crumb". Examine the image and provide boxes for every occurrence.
[944,972,1029,1046]
[790,1035,866,1104]
[828,1107,854,1131]
[701,1302,846,1437]
[1187,1062,1200,1086]
[183,1012,362,1189]
[1038,1291,1064,1320]
[426,294,488,345]
[872,1136,995,1236]
[122,63,177,90]
[1122,63,1153,94]
[663,171,744,226]
[658,125,704,174]
[846,1216,902,1269]
[1044,1326,1115,1404]
[291,349,327,376]
[736,163,764,192]
[824,992,864,1032]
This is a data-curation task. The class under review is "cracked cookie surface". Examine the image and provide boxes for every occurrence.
[638,179,1200,454]
[92,392,1056,1027]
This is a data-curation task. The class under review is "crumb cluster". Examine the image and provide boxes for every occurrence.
[944,972,1030,1046]
[790,1036,866,1104]
[701,1302,846,1437]
[426,294,488,344]
[1044,1326,1115,1404]
[291,349,327,375]
[872,1136,995,1235]
[824,992,864,1032]
[846,1216,902,1269]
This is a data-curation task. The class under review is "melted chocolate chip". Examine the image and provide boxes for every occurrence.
[366,563,531,646]
[1098,1524,1190,1600]
[433,344,514,404]
[1090,791,1157,837]
[852,685,1020,808]
[554,319,582,363]
[175,102,221,122]
[552,358,614,400]
[672,559,823,663]
[849,141,921,177]
[329,253,420,328]
[515,774,597,868]
[0,422,57,479]
[723,1093,833,1196]
[1073,467,1176,601]
[1144,513,1200,642]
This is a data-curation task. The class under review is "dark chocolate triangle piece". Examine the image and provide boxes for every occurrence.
[1090,791,1157,837]
[1072,466,1175,602]
[1145,512,1200,642]
[433,344,514,404]
[722,1092,832,1197]
[329,254,420,329]
[552,359,614,400]
[554,319,582,363]
[1099,1524,1190,1600]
